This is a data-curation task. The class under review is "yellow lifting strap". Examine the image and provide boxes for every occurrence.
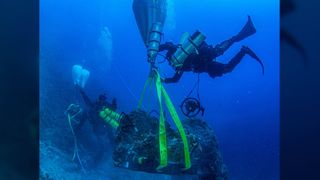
[137,76,153,109]
[161,83,191,170]
[138,69,191,171]
[155,71,168,170]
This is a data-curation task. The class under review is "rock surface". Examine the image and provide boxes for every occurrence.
[113,110,228,179]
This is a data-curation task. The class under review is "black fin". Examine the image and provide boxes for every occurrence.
[234,16,257,42]
[242,46,265,75]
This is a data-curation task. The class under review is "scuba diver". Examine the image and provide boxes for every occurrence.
[73,86,118,167]
[71,65,118,135]
[75,87,118,134]
[69,65,122,168]
[159,16,265,83]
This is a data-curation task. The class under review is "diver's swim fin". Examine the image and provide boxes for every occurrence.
[241,46,265,75]
[234,16,257,42]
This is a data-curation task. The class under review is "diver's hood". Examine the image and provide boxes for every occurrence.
[132,0,167,46]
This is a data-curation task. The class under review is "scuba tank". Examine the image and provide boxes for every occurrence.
[99,107,123,129]
[171,30,206,68]
[147,22,163,63]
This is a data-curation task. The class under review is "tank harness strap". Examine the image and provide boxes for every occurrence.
[188,37,200,49]
[180,46,191,56]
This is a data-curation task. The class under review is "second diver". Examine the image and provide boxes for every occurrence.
[159,16,265,83]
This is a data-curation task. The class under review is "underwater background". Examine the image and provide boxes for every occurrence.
[40,0,279,179]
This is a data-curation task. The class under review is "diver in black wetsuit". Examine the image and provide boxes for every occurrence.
[159,16,265,83]
[76,88,117,134]
[74,87,118,167]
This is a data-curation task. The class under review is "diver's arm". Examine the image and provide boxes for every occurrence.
[159,42,177,52]
[79,88,94,108]
[163,71,184,83]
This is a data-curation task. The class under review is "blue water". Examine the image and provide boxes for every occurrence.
[40,0,279,179]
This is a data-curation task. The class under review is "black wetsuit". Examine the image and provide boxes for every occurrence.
[159,16,264,83]
[78,89,117,137]
[75,88,117,166]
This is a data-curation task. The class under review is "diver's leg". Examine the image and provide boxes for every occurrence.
[211,37,238,57]
[207,46,264,78]
[206,61,227,78]
[224,46,264,74]
[212,16,257,57]
[222,48,246,73]
[207,51,244,78]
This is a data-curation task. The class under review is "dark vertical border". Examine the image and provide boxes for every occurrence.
[281,0,320,179]
[0,0,39,179]
[2,0,320,179]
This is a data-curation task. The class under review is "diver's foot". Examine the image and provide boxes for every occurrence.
[241,46,265,74]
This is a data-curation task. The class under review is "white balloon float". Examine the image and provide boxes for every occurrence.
[72,65,90,88]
